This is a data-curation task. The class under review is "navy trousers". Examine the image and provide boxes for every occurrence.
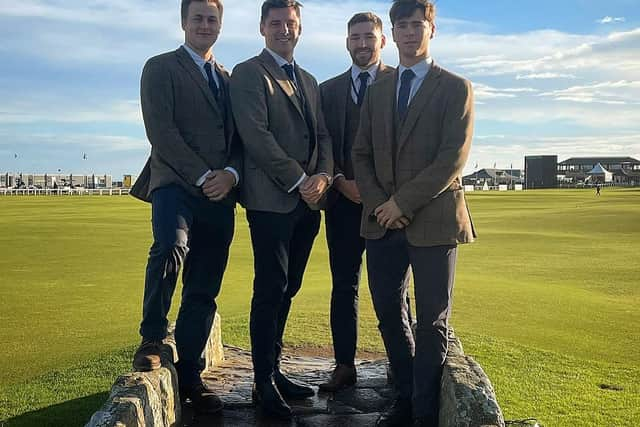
[247,201,321,382]
[139,185,234,386]
[366,230,457,421]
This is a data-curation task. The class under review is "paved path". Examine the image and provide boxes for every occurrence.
[182,347,393,426]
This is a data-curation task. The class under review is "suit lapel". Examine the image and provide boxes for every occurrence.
[257,50,305,119]
[397,62,442,152]
[335,70,351,156]
[216,64,235,154]
[176,47,222,115]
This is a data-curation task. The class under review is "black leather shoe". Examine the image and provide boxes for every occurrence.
[376,397,412,426]
[274,370,315,399]
[252,377,292,419]
[180,381,223,414]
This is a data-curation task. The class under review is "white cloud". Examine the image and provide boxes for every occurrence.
[516,73,576,80]
[0,100,141,124]
[597,16,625,24]
[538,80,640,105]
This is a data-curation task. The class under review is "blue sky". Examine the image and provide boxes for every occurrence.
[1,0,639,178]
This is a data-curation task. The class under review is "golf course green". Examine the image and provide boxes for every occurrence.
[0,188,638,426]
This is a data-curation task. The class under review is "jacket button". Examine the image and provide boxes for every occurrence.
[303,134,309,139]
[217,124,224,129]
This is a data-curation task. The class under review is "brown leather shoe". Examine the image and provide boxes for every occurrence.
[318,364,357,392]
[132,339,162,371]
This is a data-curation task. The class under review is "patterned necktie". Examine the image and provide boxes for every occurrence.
[356,72,370,106]
[397,69,416,120]
[203,62,220,101]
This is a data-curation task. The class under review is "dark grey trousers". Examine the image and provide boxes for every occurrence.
[366,229,457,421]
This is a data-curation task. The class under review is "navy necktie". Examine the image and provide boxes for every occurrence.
[203,62,220,101]
[356,72,370,106]
[397,69,416,120]
[282,63,296,82]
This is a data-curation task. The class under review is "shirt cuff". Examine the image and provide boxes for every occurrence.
[333,173,345,181]
[224,167,239,186]
[288,173,307,193]
[196,169,213,187]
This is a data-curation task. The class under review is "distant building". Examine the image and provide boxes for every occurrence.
[525,155,558,189]
[462,168,524,187]
[558,157,640,185]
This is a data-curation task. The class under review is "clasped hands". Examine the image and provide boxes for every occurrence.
[374,196,411,230]
[202,169,235,201]
[299,174,329,204]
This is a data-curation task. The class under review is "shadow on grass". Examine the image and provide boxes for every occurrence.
[3,392,109,427]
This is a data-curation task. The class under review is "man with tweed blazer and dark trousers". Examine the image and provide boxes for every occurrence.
[352,1,476,425]
[130,0,240,415]
[318,11,395,393]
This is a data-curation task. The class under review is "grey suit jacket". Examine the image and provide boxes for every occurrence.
[320,63,393,207]
[229,49,333,213]
[130,46,241,205]
[352,62,476,247]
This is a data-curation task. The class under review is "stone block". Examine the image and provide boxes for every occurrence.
[85,313,223,427]
[439,352,505,427]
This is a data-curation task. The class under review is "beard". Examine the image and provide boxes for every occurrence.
[351,48,374,68]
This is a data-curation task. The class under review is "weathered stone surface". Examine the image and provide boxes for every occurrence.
[440,352,505,427]
[297,413,381,427]
[87,318,504,427]
[85,313,222,427]
[85,366,180,427]
[203,312,225,370]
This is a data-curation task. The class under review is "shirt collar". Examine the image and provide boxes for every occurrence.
[265,48,295,68]
[398,57,432,80]
[351,62,379,83]
[182,43,215,69]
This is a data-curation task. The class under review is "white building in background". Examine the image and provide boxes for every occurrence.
[0,172,114,189]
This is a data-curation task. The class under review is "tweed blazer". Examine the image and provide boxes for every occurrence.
[229,49,333,213]
[352,62,476,247]
[130,46,241,205]
[320,63,393,208]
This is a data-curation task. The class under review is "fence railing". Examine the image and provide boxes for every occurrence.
[0,188,131,196]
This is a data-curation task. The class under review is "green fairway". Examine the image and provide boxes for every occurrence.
[0,188,638,426]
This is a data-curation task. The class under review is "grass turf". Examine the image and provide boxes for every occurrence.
[0,188,638,426]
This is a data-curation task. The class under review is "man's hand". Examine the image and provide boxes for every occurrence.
[202,169,235,201]
[374,197,405,229]
[334,176,361,204]
[389,216,411,230]
[299,174,329,204]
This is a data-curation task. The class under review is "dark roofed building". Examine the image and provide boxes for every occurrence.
[558,156,640,185]
[462,168,524,187]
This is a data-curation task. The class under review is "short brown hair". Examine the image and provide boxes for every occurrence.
[389,0,435,26]
[347,12,383,32]
[260,0,303,24]
[181,0,224,22]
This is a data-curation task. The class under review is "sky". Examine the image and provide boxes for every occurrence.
[1,0,639,178]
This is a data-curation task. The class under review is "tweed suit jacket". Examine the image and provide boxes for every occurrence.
[130,46,241,205]
[229,49,333,213]
[320,63,394,208]
[352,62,476,247]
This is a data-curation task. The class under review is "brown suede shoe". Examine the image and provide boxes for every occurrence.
[318,364,357,392]
[132,339,162,371]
